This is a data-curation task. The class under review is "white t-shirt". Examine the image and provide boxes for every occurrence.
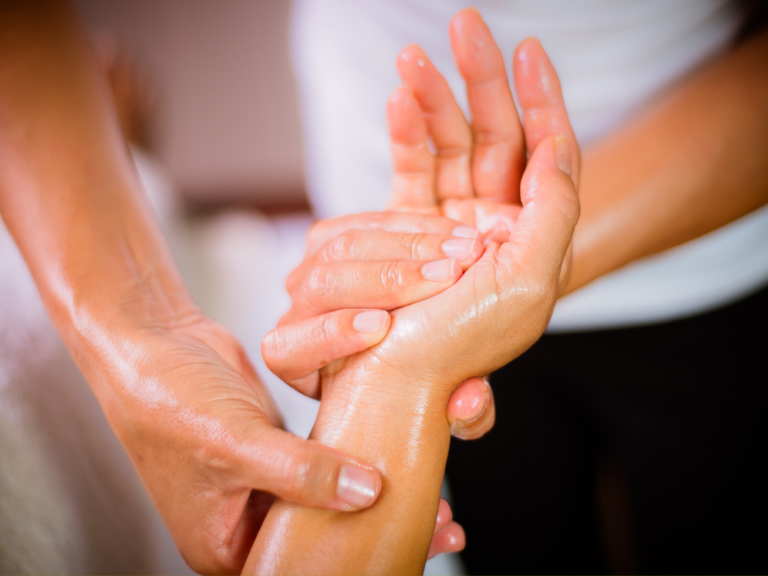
[291,0,768,331]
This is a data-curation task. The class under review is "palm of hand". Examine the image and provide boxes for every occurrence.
[324,134,576,399]
[319,18,583,395]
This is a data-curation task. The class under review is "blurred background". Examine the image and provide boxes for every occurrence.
[73,0,309,212]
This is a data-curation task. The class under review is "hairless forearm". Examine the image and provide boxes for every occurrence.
[0,1,197,376]
[245,367,451,575]
[568,28,768,293]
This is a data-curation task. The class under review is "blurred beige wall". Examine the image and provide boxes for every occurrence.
[73,0,306,207]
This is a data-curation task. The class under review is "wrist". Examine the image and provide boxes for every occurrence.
[314,361,451,468]
[34,188,200,398]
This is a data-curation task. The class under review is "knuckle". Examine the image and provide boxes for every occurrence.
[193,440,232,475]
[261,330,285,371]
[281,440,337,505]
[323,230,357,262]
[304,267,330,305]
[284,457,311,502]
[405,233,428,260]
[379,261,404,290]
[311,314,337,346]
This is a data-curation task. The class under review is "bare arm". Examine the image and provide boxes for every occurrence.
[568,27,768,293]
[245,19,579,573]
[0,2,494,570]
[0,2,392,571]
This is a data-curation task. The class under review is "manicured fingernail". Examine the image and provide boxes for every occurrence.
[337,465,378,508]
[554,135,571,176]
[352,310,389,335]
[441,238,474,261]
[451,226,478,239]
[421,258,456,282]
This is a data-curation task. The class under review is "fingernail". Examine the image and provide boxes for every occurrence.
[554,135,571,176]
[337,465,378,508]
[451,226,478,239]
[449,379,492,438]
[421,258,456,282]
[352,310,389,335]
[441,238,473,261]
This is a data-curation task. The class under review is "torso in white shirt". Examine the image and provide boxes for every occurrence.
[290,0,768,331]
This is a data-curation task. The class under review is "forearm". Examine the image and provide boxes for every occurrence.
[245,365,451,575]
[0,2,197,387]
[567,27,768,294]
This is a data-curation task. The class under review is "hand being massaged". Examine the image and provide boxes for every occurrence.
[266,8,580,404]
[250,9,580,574]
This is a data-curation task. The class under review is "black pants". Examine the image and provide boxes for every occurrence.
[446,284,768,575]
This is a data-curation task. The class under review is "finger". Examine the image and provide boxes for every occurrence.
[306,211,473,256]
[310,228,483,269]
[447,377,496,440]
[513,38,580,185]
[262,309,390,398]
[386,86,438,212]
[503,135,580,278]
[450,8,525,203]
[428,524,466,559]
[429,499,466,559]
[290,258,463,319]
[396,44,473,200]
[240,425,382,512]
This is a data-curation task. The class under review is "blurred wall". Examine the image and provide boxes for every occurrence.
[73,0,307,208]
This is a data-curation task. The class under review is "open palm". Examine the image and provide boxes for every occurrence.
[387,10,580,293]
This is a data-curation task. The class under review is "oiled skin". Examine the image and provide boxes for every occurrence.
[0,2,485,572]
[247,10,768,574]
[246,132,579,574]
[244,15,582,573]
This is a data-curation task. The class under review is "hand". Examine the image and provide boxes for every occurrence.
[389,9,580,288]
[243,15,579,574]
[95,309,389,574]
[343,8,579,395]
[263,210,495,440]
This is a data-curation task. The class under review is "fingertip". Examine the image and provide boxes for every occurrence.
[421,258,461,283]
[523,134,577,196]
[396,44,428,78]
[448,377,487,422]
[513,36,544,72]
[435,498,454,532]
[450,6,485,38]
[428,522,467,559]
[448,377,495,440]
[513,37,560,108]
[352,309,390,337]
[337,463,382,510]
[450,8,499,78]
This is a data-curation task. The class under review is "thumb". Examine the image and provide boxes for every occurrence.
[237,423,382,511]
[502,135,579,275]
